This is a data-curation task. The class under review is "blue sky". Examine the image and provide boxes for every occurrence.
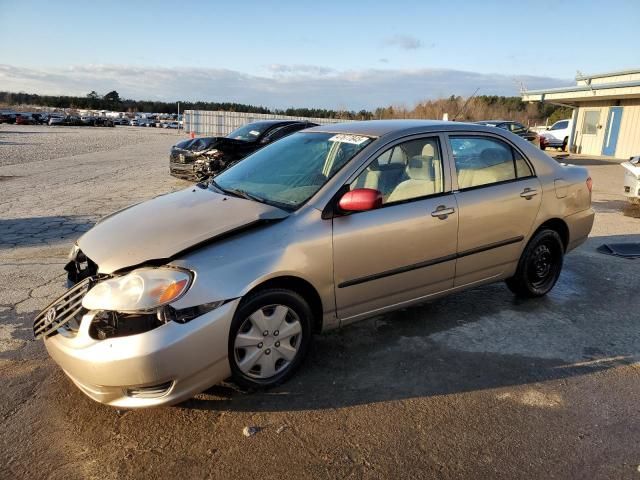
[1,0,639,109]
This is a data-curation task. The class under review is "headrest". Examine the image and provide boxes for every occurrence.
[480,147,510,165]
[407,155,434,180]
[422,143,435,157]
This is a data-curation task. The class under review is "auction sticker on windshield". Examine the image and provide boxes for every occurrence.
[329,134,370,145]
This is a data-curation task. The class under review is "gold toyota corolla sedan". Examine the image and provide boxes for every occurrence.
[34,120,594,408]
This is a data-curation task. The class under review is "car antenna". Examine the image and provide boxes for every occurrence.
[452,88,480,121]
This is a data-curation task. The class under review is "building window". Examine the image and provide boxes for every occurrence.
[582,110,600,135]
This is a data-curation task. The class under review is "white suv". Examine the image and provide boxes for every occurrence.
[540,119,571,151]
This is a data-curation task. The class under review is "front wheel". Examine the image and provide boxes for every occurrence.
[228,288,312,389]
[506,229,564,298]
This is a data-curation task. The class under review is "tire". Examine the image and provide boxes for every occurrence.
[228,288,313,389]
[562,137,568,151]
[506,229,564,298]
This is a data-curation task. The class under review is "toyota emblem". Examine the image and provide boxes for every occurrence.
[45,308,57,325]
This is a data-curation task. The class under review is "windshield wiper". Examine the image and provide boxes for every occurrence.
[209,179,294,211]
[210,180,266,203]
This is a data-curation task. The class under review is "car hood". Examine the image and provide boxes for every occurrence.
[78,186,289,274]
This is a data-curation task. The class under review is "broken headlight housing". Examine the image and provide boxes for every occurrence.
[82,268,192,312]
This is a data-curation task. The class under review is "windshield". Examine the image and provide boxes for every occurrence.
[227,122,278,141]
[212,132,373,210]
[175,139,194,149]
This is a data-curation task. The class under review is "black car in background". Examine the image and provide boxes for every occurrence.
[0,112,17,124]
[169,120,317,180]
[474,120,540,148]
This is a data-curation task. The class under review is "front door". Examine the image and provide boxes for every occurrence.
[332,135,458,323]
[447,134,542,286]
[602,106,623,156]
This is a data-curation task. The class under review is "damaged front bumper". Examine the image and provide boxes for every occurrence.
[169,161,200,180]
[42,298,240,408]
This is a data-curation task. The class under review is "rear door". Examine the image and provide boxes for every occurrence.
[446,134,542,286]
[332,134,459,323]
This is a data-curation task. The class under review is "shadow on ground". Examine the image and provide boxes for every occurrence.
[0,130,74,135]
[593,199,640,217]
[0,216,94,248]
[555,156,624,166]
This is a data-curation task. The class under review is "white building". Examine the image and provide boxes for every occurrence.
[522,69,640,159]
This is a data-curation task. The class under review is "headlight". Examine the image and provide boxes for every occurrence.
[82,268,192,312]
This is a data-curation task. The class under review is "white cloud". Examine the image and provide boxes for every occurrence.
[265,64,335,77]
[0,63,570,110]
[384,35,423,50]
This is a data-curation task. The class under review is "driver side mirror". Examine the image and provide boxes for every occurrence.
[338,188,383,212]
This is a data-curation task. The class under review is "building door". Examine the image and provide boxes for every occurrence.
[602,106,623,156]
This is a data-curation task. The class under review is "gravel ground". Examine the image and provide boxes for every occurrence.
[1,126,639,479]
[0,124,182,167]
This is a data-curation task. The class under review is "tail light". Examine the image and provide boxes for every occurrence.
[586,177,593,193]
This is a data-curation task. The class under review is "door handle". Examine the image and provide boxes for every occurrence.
[520,188,538,199]
[431,206,455,219]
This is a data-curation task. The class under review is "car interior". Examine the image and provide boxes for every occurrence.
[352,139,444,203]
[352,136,535,201]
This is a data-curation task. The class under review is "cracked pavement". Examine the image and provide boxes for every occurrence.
[1,125,640,479]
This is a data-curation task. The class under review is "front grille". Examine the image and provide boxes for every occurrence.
[33,277,95,339]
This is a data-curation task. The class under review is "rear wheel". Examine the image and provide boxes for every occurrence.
[229,289,312,389]
[562,137,568,151]
[506,229,564,298]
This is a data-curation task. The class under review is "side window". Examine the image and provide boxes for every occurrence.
[351,137,444,204]
[509,123,526,134]
[552,121,568,130]
[191,139,206,151]
[262,126,288,143]
[582,111,600,135]
[514,150,533,178]
[451,136,532,189]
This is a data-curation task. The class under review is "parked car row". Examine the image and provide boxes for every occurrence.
[128,119,181,128]
[169,120,318,180]
[48,115,115,127]
[1,112,50,124]
[474,120,541,148]
[0,110,182,128]
[474,119,574,152]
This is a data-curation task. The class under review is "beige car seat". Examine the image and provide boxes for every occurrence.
[456,147,515,189]
[387,143,441,202]
[353,159,381,190]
